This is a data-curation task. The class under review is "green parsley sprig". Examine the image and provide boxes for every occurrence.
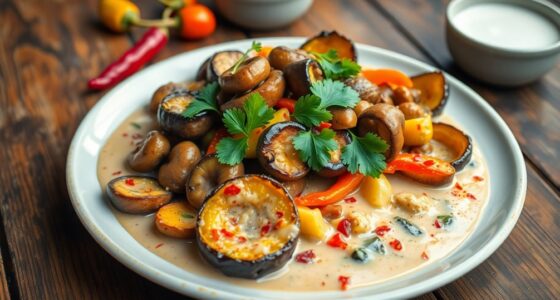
[293,128,338,172]
[181,82,220,119]
[216,93,274,165]
[313,49,361,80]
[230,41,262,74]
[341,132,388,178]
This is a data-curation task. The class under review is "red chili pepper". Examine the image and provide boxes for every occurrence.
[374,225,391,237]
[337,219,352,237]
[466,193,477,200]
[88,27,168,90]
[261,223,271,236]
[318,122,332,129]
[124,178,135,186]
[237,236,247,243]
[211,229,219,241]
[220,229,234,238]
[275,211,284,218]
[421,251,429,260]
[389,239,402,251]
[327,233,347,250]
[224,184,241,196]
[296,173,364,207]
[295,250,316,264]
[275,98,296,113]
[206,128,229,154]
[434,219,441,229]
[338,275,351,290]
[344,197,357,203]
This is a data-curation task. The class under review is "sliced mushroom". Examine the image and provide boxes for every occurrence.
[157,90,215,139]
[220,70,285,111]
[158,141,201,193]
[329,107,358,130]
[128,130,171,172]
[219,56,271,94]
[186,154,245,209]
[358,104,405,162]
[284,59,324,99]
[344,76,380,104]
[398,102,430,120]
[392,86,415,105]
[268,46,310,72]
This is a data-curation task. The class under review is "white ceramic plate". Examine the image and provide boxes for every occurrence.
[66,38,526,299]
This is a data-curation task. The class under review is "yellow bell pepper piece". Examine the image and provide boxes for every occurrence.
[297,206,330,240]
[403,115,433,146]
[360,174,392,208]
[245,108,291,158]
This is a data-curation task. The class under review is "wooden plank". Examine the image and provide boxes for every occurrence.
[375,0,560,189]
[0,235,11,300]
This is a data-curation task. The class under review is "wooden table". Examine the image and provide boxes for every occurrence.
[1,0,559,298]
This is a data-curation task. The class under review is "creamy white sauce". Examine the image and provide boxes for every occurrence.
[453,3,559,50]
[97,107,489,291]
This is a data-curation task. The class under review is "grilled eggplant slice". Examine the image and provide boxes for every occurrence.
[205,50,244,82]
[157,90,215,139]
[196,175,299,279]
[107,176,172,214]
[317,130,351,177]
[411,71,449,116]
[284,59,324,99]
[301,31,357,61]
[432,123,472,171]
[220,70,285,111]
[257,122,310,181]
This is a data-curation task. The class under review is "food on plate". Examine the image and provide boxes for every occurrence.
[97,32,489,290]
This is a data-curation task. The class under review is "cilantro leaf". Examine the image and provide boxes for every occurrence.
[292,95,332,128]
[313,49,361,80]
[293,129,338,171]
[341,132,388,178]
[310,79,360,108]
[216,93,274,165]
[181,82,220,118]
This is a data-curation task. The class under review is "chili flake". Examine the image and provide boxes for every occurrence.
[274,219,284,230]
[466,193,477,200]
[124,178,135,186]
[338,275,351,290]
[473,175,484,182]
[327,233,348,250]
[421,251,429,260]
[295,249,316,264]
[423,159,435,167]
[319,121,332,129]
[337,219,352,237]
[275,211,284,218]
[389,239,402,251]
[374,225,391,237]
[155,243,164,249]
[434,219,442,229]
[260,223,271,236]
[211,229,219,241]
[220,229,234,238]
[237,236,247,243]
[454,182,463,190]
[112,171,122,176]
[224,184,241,196]
[344,197,357,203]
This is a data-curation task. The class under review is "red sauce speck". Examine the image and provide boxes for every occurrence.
[131,133,143,140]
[319,121,332,129]
[224,184,241,196]
[416,124,421,130]
[122,133,129,137]
[274,220,284,230]
[124,178,135,186]
[389,239,402,251]
[260,223,271,236]
[321,281,326,287]
[421,251,429,260]
[275,211,284,218]
[434,219,442,229]
[454,182,463,190]
[413,154,422,162]
[423,160,435,167]
[155,243,164,249]
[466,193,477,200]
[338,275,351,290]
[229,217,238,225]
[327,233,347,250]
[211,229,219,241]
[295,249,316,264]
[220,229,234,238]
[237,236,247,243]
[473,175,484,182]
[344,197,357,203]
[112,171,122,176]
[374,225,391,237]
[337,219,352,237]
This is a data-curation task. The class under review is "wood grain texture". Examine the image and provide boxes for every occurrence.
[375,0,560,190]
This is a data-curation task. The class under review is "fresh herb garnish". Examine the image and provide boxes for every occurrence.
[351,248,370,263]
[313,49,361,80]
[216,93,274,165]
[130,122,142,129]
[364,236,387,255]
[292,95,332,127]
[437,215,454,227]
[181,82,220,118]
[309,79,360,108]
[293,128,338,172]
[341,131,387,178]
[230,41,262,74]
[181,213,194,219]
[394,217,423,236]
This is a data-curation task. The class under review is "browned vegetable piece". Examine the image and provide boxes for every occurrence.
[158,141,201,193]
[128,130,171,172]
[344,76,380,103]
[398,102,430,120]
[206,50,244,82]
[411,71,449,116]
[186,154,245,209]
[329,107,357,130]
[155,201,197,238]
[431,123,472,171]
[107,176,172,214]
[219,56,271,94]
[301,31,357,61]
[268,46,310,72]
[157,90,215,139]
[282,177,307,198]
[284,59,324,99]
[392,86,415,105]
[150,82,187,113]
[320,204,343,219]
[317,130,351,178]
[358,104,405,162]
[196,57,210,81]
[220,70,285,111]
[377,83,395,105]
[354,100,373,117]
[257,122,310,181]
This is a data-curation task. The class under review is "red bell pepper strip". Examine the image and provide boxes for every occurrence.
[274,98,297,114]
[295,173,364,207]
[88,27,168,90]
[385,153,455,185]
[206,128,229,154]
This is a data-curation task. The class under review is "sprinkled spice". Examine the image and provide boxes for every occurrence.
[260,223,271,236]
[237,236,247,243]
[466,193,477,200]
[318,121,332,129]
[112,171,122,176]
[389,239,402,251]
[421,251,429,260]
[473,175,484,182]
[124,178,135,186]
[327,233,348,250]
[338,275,351,290]
[275,211,284,218]
[423,159,435,167]
[434,219,442,229]
[211,229,219,241]
[344,196,357,203]
[220,229,234,238]
[337,219,352,237]
[155,243,164,249]
[374,225,391,237]
[274,219,284,230]
[224,184,241,196]
[122,133,129,137]
[295,249,316,264]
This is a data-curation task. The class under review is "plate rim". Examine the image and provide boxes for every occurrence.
[66,37,527,299]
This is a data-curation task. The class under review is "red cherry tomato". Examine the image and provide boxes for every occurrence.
[178,4,216,39]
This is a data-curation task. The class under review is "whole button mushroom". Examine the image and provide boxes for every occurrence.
[219,56,271,94]
[128,130,171,173]
[398,102,430,120]
[158,141,201,193]
[358,104,405,162]
[268,46,310,72]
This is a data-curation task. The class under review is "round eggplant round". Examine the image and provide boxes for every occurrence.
[317,130,351,178]
[411,71,449,116]
[257,121,310,181]
[220,70,286,111]
[219,56,271,94]
[107,176,172,214]
[127,130,171,173]
[205,50,244,82]
[301,30,357,61]
[358,104,405,162]
[196,174,299,279]
[158,141,201,193]
[268,46,310,72]
[284,59,324,99]
[432,122,473,171]
[186,154,245,209]
[157,90,215,139]
[150,82,188,113]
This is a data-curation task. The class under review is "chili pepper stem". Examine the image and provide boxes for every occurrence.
[133,18,178,28]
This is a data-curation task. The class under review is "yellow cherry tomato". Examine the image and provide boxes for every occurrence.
[99,0,140,33]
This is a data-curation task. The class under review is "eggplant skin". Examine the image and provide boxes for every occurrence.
[317,130,351,178]
[157,90,215,139]
[432,122,473,172]
[196,174,299,279]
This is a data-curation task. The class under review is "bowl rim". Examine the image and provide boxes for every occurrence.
[446,0,560,57]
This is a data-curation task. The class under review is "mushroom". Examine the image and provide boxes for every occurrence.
[284,59,324,99]
[344,76,380,104]
[220,70,285,111]
[158,141,201,193]
[268,46,310,72]
[358,104,405,162]
[329,107,358,130]
[392,86,415,105]
[398,102,430,120]
[127,130,171,172]
[219,56,271,94]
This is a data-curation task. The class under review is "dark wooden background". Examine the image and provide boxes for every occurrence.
[1,0,559,299]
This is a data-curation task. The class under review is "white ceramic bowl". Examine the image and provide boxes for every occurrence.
[215,0,313,30]
[446,0,560,86]
[67,38,526,299]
